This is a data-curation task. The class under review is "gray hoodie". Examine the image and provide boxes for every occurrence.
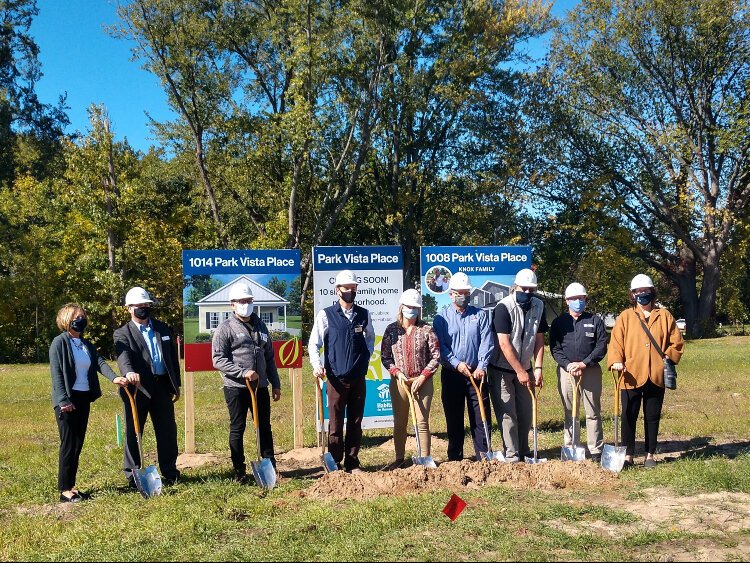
[211,313,281,390]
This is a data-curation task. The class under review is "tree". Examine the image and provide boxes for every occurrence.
[533,0,750,337]
[266,276,288,300]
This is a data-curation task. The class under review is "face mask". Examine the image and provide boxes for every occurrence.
[515,291,533,311]
[568,299,586,314]
[402,307,419,320]
[340,290,356,304]
[234,302,251,317]
[133,307,151,320]
[70,317,87,334]
[635,292,654,306]
[453,294,469,309]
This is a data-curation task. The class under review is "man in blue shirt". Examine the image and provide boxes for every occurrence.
[114,287,181,488]
[433,272,495,461]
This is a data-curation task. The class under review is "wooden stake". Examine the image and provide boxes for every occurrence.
[291,367,304,449]
[184,370,195,454]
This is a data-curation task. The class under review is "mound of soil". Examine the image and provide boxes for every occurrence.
[176,452,222,470]
[300,459,618,501]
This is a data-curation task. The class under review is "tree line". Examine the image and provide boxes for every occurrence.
[1,0,748,361]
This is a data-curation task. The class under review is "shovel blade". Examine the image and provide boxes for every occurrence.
[481,450,507,462]
[412,455,437,469]
[561,445,587,462]
[601,444,627,473]
[322,452,339,473]
[524,455,548,464]
[134,465,162,498]
[251,458,277,489]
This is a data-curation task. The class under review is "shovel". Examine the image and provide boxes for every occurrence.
[315,379,339,473]
[561,373,586,461]
[524,384,548,464]
[468,374,506,462]
[401,378,437,468]
[245,380,277,489]
[123,386,162,498]
[601,369,627,473]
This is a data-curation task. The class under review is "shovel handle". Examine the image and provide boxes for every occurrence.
[610,369,623,418]
[315,379,327,453]
[468,374,488,423]
[123,386,145,467]
[245,379,260,430]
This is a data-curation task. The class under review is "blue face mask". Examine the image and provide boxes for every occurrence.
[568,299,586,314]
[402,308,419,320]
[635,292,654,306]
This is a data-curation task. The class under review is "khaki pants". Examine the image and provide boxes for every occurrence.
[557,365,604,455]
[390,377,433,459]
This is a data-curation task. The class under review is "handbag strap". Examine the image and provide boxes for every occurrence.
[636,314,666,358]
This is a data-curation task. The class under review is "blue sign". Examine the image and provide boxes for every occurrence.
[420,246,533,319]
[183,249,300,275]
[313,245,402,271]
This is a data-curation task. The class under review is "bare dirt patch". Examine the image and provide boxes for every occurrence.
[300,459,618,501]
[14,502,77,520]
[176,452,222,470]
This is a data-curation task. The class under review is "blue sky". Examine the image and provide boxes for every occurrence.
[31,0,176,152]
[31,0,575,153]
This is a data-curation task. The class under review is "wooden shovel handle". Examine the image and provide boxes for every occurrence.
[245,379,260,430]
[468,374,488,423]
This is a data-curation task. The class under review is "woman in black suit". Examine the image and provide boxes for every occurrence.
[49,303,124,502]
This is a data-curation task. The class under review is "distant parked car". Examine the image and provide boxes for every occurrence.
[676,318,687,333]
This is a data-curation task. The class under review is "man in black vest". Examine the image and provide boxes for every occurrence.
[308,269,375,473]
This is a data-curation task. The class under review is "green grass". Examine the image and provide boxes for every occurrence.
[1,336,749,561]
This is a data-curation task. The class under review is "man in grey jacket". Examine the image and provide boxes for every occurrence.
[212,281,281,482]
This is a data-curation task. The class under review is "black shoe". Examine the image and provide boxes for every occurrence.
[162,476,179,486]
[127,476,138,490]
[234,473,251,484]
[73,490,91,500]
[644,458,657,469]
[591,454,602,463]
[59,492,83,503]
[622,459,635,470]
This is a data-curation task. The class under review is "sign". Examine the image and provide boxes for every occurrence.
[420,246,533,321]
[313,246,403,429]
[182,249,302,371]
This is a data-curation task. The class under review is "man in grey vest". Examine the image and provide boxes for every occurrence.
[488,268,548,462]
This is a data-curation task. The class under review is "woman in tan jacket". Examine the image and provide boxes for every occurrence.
[608,274,684,469]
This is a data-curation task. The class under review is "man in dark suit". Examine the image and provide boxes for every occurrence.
[114,286,181,488]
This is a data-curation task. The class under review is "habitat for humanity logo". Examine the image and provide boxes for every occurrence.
[376,383,392,412]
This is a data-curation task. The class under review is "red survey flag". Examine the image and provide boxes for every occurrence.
[442,493,467,521]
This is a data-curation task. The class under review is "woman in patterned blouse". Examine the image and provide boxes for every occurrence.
[381,289,441,469]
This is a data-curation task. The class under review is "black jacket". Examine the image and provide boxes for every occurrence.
[114,318,181,397]
[49,332,118,409]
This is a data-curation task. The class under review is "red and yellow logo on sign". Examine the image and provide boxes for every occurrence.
[273,338,303,368]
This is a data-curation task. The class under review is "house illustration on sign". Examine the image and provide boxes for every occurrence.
[196,275,297,335]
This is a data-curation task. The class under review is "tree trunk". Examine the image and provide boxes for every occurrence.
[194,135,226,248]
[697,252,721,338]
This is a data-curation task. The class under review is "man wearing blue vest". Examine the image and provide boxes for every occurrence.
[308,270,375,473]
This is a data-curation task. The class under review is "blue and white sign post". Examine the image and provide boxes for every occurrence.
[420,246,533,321]
[312,246,403,429]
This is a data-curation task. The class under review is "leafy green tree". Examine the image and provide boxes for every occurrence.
[534,0,750,337]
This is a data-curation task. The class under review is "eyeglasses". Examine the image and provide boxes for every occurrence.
[130,303,152,308]
[518,287,536,293]
[232,298,254,305]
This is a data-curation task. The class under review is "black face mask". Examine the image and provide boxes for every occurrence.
[134,307,152,320]
[515,291,533,311]
[70,317,87,334]
[635,292,654,306]
[340,290,356,304]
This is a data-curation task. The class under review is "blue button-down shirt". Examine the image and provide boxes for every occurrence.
[433,304,494,371]
[134,320,166,375]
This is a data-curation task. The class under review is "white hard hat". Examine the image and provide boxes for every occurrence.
[564,282,587,299]
[228,282,254,301]
[125,287,154,306]
[335,270,358,287]
[448,272,472,291]
[514,268,538,288]
[399,289,422,308]
[630,274,655,290]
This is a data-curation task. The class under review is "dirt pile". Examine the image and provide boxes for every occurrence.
[301,459,618,501]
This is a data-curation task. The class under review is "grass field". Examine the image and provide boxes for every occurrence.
[1,337,749,561]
